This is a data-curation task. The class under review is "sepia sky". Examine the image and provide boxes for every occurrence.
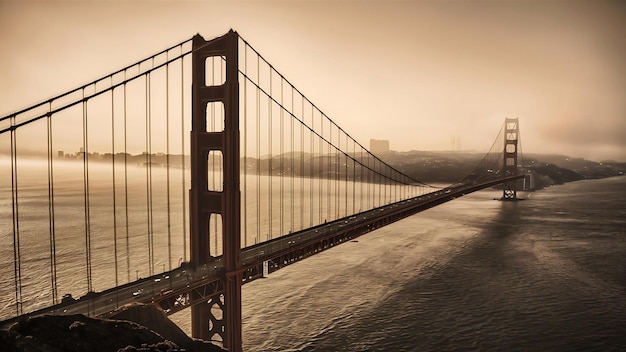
[1,0,625,161]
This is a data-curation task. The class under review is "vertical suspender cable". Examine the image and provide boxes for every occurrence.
[390,171,394,203]
[335,131,339,219]
[379,162,382,206]
[343,138,346,217]
[368,153,378,208]
[328,129,339,220]
[327,124,331,221]
[377,160,380,204]
[391,172,394,203]
[389,169,396,203]
[242,44,248,248]
[268,70,272,241]
[341,135,344,215]
[148,69,155,275]
[149,70,155,275]
[111,82,119,287]
[11,116,22,315]
[46,104,58,304]
[82,91,92,293]
[300,95,304,230]
[330,126,333,220]
[337,137,341,218]
[256,54,261,244]
[145,72,154,276]
[397,173,399,202]
[382,166,386,205]
[331,133,341,219]
[360,147,363,212]
[165,56,172,270]
[384,165,387,205]
[366,151,370,210]
[336,132,340,219]
[386,167,390,204]
[391,170,394,203]
[340,140,344,218]
[352,139,356,215]
[381,163,384,206]
[373,156,377,208]
[343,136,346,217]
[406,177,408,200]
[407,179,410,198]
[310,105,315,227]
[305,105,310,227]
[324,131,327,221]
[340,133,344,218]
[345,135,349,217]
[123,75,131,281]
[395,173,398,201]
[279,78,284,236]
[290,86,294,233]
[145,74,150,273]
[403,177,406,200]
[393,171,402,202]
[180,52,187,263]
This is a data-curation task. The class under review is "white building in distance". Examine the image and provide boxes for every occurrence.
[370,139,390,154]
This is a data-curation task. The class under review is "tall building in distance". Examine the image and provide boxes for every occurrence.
[450,135,461,152]
[370,139,390,154]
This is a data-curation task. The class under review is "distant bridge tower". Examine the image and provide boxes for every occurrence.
[502,118,519,200]
[190,30,242,351]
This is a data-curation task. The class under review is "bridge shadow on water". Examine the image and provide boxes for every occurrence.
[465,200,526,272]
[298,199,625,352]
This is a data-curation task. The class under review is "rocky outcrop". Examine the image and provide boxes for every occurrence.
[109,303,224,352]
[1,304,225,352]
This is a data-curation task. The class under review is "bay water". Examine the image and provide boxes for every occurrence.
[2,158,624,351]
[233,176,626,351]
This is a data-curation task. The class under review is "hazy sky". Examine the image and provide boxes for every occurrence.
[1,0,625,161]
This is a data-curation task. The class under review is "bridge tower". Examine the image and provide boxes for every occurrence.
[190,30,242,351]
[502,118,519,200]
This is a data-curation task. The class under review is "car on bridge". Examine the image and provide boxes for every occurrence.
[61,293,75,304]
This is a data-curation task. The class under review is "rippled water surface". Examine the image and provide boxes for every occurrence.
[3,159,624,351]
[240,177,626,351]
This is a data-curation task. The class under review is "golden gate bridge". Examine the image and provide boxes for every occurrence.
[0,30,525,351]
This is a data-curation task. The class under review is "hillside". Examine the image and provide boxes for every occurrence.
[380,150,625,188]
